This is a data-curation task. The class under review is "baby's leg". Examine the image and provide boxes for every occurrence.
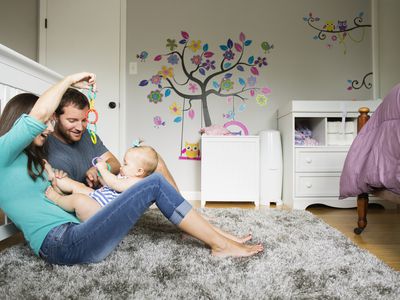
[46,187,101,221]
[73,196,102,221]
[56,176,94,195]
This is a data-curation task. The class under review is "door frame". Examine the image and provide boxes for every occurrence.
[38,0,127,159]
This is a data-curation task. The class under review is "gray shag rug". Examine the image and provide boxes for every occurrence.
[0,208,399,299]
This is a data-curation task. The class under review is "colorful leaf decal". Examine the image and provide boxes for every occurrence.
[154,55,162,61]
[248,56,254,64]
[239,32,246,43]
[224,73,233,79]
[139,80,148,87]
[234,43,243,52]
[173,116,182,123]
[199,68,206,76]
[236,65,244,72]
[223,62,232,69]
[213,81,219,89]
[250,90,255,97]
[219,45,228,51]
[227,39,233,49]
[179,39,187,44]
[250,67,259,76]
[238,78,246,86]
[244,40,252,46]
[203,43,209,51]
[165,89,171,97]
[181,31,189,39]
[188,109,195,120]
[204,51,214,58]
[261,87,272,95]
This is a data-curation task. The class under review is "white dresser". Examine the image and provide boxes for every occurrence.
[201,136,260,207]
[278,100,381,209]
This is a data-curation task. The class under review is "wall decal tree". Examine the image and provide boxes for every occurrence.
[139,31,273,127]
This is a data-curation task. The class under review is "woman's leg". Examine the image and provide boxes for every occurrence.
[40,173,262,265]
[178,210,263,257]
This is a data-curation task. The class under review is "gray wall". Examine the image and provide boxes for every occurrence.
[126,0,373,193]
[378,0,400,97]
[0,0,38,61]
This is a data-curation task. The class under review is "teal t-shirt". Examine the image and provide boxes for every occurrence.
[0,114,80,255]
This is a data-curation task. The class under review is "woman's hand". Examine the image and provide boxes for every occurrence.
[68,72,97,91]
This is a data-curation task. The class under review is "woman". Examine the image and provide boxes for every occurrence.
[0,73,263,265]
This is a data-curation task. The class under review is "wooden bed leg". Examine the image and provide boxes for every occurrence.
[354,193,369,234]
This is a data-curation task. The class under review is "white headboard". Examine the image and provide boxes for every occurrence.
[0,44,62,241]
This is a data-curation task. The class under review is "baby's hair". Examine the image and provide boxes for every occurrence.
[128,145,158,176]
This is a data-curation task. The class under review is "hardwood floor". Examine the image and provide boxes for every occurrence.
[1,202,399,271]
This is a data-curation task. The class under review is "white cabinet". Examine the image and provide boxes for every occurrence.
[278,100,381,209]
[201,136,260,207]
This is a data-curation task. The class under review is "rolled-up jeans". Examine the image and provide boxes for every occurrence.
[39,173,192,265]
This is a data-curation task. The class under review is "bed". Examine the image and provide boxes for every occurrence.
[340,83,400,234]
[0,44,62,241]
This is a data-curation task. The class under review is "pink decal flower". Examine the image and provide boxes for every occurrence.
[188,83,198,93]
[150,75,162,85]
[191,55,202,66]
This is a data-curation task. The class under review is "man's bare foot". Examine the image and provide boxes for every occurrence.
[211,239,264,257]
[45,186,62,203]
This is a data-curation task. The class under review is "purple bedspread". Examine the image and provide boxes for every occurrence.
[340,83,400,199]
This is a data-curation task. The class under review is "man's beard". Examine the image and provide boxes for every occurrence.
[55,125,81,144]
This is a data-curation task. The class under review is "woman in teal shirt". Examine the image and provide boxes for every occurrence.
[0,73,263,265]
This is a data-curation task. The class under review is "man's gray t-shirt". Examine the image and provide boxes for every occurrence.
[47,130,108,183]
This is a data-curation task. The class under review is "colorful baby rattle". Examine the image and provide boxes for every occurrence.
[86,87,98,144]
[92,156,111,176]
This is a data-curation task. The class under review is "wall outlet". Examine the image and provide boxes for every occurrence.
[129,62,138,75]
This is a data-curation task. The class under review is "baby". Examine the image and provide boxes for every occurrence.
[46,145,158,221]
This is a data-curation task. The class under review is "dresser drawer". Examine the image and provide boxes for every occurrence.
[295,173,341,196]
[295,148,348,172]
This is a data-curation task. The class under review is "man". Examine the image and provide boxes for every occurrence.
[47,88,179,190]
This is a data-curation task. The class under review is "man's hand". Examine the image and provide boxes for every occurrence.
[85,166,100,188]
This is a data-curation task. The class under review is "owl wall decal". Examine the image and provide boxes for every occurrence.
[181,141,200,159]
[337,20,348,32]
[323,21,336,32]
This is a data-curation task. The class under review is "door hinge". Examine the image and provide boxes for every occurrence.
[45,18,48,29]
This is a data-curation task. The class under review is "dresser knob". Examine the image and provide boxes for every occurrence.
[306,183,312,188]
[305,158,312,164]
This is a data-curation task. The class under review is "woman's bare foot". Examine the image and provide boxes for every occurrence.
[45,186,62,203]
[211,239,264,257]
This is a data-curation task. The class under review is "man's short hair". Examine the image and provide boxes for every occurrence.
[55,88,89,116]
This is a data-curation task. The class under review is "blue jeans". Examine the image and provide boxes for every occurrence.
[39,173,192,265]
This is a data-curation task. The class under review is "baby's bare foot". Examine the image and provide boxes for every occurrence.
[45,186,61,203]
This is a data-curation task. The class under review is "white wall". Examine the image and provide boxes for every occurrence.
[0,0,38,61]
[126,0,372,194]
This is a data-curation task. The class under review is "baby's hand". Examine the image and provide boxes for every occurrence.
[96,161,108,170]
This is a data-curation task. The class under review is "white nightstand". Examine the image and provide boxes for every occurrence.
[200,135,260,207]
[278,100,381,209]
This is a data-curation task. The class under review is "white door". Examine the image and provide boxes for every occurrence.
[39,0,124,158]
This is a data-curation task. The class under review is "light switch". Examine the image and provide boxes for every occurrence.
[129,62,138,75]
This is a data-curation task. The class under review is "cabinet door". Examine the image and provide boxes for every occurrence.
[201,137,259,203]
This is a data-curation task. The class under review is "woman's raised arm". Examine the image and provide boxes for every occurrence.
[29,72,96,123]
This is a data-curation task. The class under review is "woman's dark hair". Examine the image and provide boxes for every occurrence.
[0,93,47,181]
[55,88,89,116]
